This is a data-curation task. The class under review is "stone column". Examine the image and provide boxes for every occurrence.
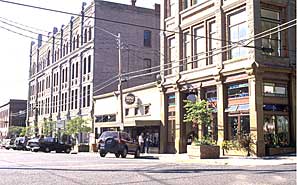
[159,86,167,154]
[196,85,204,140]
[216,79,226,146]
[248,71,265,157]
[174,89,183,153]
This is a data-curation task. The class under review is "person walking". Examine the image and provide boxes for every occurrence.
[144,136,150,154]
[138,133,144,153]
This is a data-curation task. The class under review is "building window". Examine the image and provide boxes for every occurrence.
[77,34,80,48]
[88,27,92,41]
[125,108,129,116]
[47,50,51,66]
[263,82,287,97]
[261,9,281,56]
[63,44,66,56]
[134,107,139,115]
[144,105,150,115]
[166,37,175,75]
[87,85,91,107]
[66,42,69,54]
[208,21,216,65]
[73,37,76,50]
[95,114,116,122]
[75,89,78,109]
[193,26,205,68]
[71,63,75,79]
[228,9,248,59]
[144,30,152,47]
[75,62,79,78]
[227,82,249,99]
[167,0,175,18]
[168,94,175,106]
[228,115,250,140]
[84,28,88,43]
[83,86,86,107]
[181,31,190,71]
[88,55,91,73]
[264,115,289,147]
[71,90,74,110]
[83,58,87,75]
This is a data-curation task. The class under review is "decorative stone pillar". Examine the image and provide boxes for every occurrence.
[248,70,265,157]
[289,72,296,145]
[174,88,183,154]
[159,85,167,154]
[216,78,226,146]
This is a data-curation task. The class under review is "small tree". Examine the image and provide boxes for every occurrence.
[65,117,91,145]
[184,99,213,143]
[42,119,55,137]
[19,126,35,137]
[8,126,24,138]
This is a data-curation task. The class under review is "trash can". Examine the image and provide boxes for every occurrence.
[92,144,97,152]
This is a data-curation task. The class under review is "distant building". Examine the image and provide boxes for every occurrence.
[159,0,296,156]
[27,0,160,144]
[0,99,27,139]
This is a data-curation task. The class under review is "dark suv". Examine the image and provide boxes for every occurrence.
[98,131,140,158]
[26,137,72,153]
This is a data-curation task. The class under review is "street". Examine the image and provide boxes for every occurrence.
[0,149,296,185]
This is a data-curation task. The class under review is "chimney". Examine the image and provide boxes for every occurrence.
[131,0,136,6]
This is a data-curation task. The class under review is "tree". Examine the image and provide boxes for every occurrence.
[19,126,35,137]
[8,126,24,138]
[42,119,55,137]
[184,99,212,141]
[65,117,91,144]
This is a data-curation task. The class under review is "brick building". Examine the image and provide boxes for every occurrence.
[0,99,27,140]
[159,0,296,156]
[27,0,160,143]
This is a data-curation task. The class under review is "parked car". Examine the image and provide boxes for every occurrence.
[3,138,15,150]
[13,137,29,150]
[98,131,140,158]
[26,137,72,153]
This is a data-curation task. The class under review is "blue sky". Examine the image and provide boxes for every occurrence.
[0,0,160,105]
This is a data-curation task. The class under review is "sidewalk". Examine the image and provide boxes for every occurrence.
[141,153,297,166]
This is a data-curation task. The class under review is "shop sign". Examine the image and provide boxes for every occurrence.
[125,93,136,105]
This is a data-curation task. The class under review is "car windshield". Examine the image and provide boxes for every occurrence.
[99,131,118,139]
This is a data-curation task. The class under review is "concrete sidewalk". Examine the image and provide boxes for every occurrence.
[141,153,297,166]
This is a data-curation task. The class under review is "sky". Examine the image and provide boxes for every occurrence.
[0,0,160,105]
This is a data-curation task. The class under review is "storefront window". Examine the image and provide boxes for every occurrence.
[228,115,250,140]
[264,115,289,147]
[95,114,116,122]
[228,83,249,99]
[263,82,287,97]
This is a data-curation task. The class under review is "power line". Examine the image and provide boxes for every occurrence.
[0,0,237,44]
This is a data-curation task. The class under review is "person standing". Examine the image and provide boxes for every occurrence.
[138,133,144,153]
[144,136,150,153]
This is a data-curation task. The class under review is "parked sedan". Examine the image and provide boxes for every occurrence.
[98,131,140,158]
[27,137,72,153]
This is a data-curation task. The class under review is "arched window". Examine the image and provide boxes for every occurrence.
[77,34,80,48]
[84,29,87,43]
[73,37,76,50]
[88,27,92,41]
[83,57,87,74]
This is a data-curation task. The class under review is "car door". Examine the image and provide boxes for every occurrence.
[123,133,137,152]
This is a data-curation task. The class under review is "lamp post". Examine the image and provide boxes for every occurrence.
[117,33,124,131]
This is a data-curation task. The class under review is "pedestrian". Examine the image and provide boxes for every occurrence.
[144,136,150,153]
[138,133,144,153]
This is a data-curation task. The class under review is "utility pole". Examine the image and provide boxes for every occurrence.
[117,33,124,131]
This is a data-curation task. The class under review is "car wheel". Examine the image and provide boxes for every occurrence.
[134,148,140,158]
[115,153,120,158]
[121,148,127,158]
[45,147,50,153]
[100,152,106,157]
[65,148,71,154]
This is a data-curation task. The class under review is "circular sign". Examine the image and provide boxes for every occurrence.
[125,93,135,105]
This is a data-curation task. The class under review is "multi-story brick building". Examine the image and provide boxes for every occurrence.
[27,0,160,144]
[159,0,296,156]
[0,99,27,140]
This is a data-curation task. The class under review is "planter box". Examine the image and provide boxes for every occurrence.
[187,145,220,159]
[267,147,296,156]
[223,149,247,156]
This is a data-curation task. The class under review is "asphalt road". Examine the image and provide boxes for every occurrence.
[0,149,296,185]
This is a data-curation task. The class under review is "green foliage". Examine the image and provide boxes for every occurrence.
[42,119,55,137]
[8,126,24,137]
[65,117,91,137]
[192,136,217,146]
[222,132,255,156]
[19,126,35,137]
[184,100,212,126]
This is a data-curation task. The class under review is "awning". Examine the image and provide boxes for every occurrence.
[225,104,249,112]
